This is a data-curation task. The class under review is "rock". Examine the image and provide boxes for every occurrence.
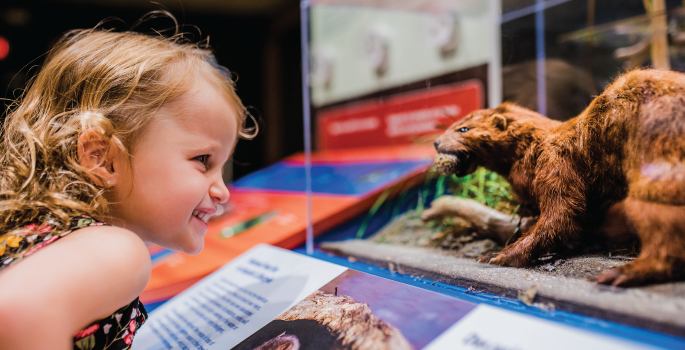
[460,239,499,258]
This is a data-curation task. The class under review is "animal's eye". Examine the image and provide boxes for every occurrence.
[457,127,469,133]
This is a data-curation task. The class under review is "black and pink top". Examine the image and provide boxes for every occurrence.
[0,216,148,350]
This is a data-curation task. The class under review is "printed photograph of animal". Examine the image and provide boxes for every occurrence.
[233,291,412,350]
[433,69,685,286]
[232,269,475,350]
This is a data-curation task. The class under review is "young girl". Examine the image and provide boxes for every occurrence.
[0,24,255,349]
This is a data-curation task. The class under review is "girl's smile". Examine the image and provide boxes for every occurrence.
[192,208,214,224]
[108,76,238,254]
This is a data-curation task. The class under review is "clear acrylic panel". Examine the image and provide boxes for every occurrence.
[294,0,685,342]
[301,0,501,253]
[301,0,685,293]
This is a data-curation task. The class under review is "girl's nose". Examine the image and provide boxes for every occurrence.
[210,178,230,204]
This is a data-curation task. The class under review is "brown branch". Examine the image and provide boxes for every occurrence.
[421,196,537,244]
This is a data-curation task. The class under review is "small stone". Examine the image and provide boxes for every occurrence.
[461,239,499,258]
[518,283,539,305]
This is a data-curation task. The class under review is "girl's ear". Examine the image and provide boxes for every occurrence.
[77,130,120,187]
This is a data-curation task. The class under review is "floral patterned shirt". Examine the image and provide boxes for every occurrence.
[0,216,148,350]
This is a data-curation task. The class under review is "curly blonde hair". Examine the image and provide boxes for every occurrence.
[0,26,255,257]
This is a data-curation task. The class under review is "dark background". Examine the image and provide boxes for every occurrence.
[1,0,683,180]
[0,0,303,181]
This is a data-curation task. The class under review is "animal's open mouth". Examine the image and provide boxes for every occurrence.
[434,151,471,177]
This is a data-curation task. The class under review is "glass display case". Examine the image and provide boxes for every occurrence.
[300,0,501,253]
[296,0,685,347]
[142,1,685,347]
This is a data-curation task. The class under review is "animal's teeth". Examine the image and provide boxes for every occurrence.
[438,153,458,161]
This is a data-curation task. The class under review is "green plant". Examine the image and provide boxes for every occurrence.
[444,167,518,214]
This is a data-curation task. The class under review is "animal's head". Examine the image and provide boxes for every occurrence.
[254,332,300,350]
[433,102,542,176]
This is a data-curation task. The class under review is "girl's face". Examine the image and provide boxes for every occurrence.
[109,76,237,254]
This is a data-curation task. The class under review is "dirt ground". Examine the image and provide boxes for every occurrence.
[318,209,685,335]
[370,211,639,282]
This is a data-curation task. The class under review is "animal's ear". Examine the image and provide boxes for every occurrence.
[491,114,507,131]
[494,104,509,114]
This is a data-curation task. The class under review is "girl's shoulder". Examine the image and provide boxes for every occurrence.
[0,216,150,343]
[0,216,146,267]
[0,216,150,284]
[50,218,152,292]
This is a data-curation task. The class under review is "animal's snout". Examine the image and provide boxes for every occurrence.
[434,139,441,151]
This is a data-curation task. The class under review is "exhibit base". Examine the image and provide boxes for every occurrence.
[133,245,674,350]
[320,240,685,338]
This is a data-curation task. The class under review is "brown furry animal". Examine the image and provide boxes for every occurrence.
[433,69,685,286]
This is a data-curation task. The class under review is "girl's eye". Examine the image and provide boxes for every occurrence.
[458,127,469,133]
[194,155,210,165]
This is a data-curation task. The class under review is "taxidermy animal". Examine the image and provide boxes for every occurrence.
[433,69,685,286]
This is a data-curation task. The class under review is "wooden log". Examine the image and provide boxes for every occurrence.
[420,196,537,244]
[422,196,637,249]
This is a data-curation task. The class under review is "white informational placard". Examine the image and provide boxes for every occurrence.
[132,244,347,350]
[424,304,654,350]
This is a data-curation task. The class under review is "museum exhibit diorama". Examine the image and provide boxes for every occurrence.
[133,0,685,349]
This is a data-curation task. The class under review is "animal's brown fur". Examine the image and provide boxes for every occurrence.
[433,69,685,286]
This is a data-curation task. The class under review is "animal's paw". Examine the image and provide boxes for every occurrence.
[591,268,627,286]
[591,258,681,287]
[477,252,509,266]
[591,267,653,287]
[478,244,535,267]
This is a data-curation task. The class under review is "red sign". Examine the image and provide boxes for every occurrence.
[318,80,483,150]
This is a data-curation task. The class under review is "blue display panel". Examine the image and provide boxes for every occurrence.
[232,160,431,196]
